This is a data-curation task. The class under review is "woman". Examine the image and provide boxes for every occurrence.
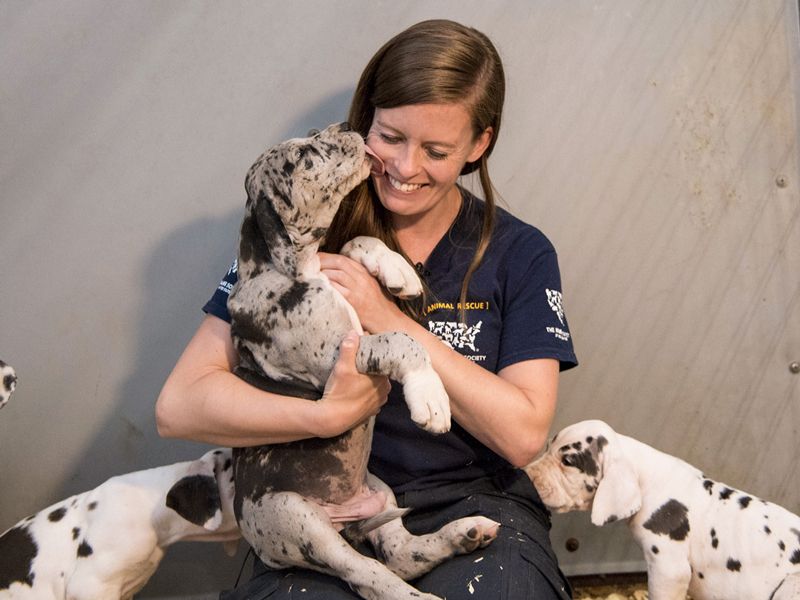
[157,19,577,600]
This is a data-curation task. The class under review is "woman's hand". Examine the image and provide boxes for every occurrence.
[312,331,391,437]
[318,252,405,334]
[156,315,390,447]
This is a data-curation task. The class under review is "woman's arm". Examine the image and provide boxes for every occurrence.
[319,253,558,467]
[155,314,390,447]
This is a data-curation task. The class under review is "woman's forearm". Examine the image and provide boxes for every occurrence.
[384,313,559,467]
[155,316,389,447]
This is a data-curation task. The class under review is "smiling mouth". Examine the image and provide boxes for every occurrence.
[387,175,425,193]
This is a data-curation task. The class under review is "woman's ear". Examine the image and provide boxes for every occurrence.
[466,127,493,163]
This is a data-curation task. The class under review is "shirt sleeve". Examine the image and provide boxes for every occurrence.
[497,234,578,372]
[202,259,238,323]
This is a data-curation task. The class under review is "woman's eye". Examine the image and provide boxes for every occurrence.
[379,133,401,144]
[426,148,448,160]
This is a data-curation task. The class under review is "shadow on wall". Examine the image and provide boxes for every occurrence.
[53,89,355,598]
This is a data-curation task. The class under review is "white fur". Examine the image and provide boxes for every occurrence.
[525,420,800,600]
[0,449,239,600]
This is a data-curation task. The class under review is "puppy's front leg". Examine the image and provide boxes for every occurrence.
[356,332,450,433]
[645,552,691,600]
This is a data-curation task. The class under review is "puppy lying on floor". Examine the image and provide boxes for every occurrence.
[0,448,239,600]
[525,419,800,600]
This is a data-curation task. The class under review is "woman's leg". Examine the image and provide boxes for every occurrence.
[220,557,361,600]
[398,470,573,600]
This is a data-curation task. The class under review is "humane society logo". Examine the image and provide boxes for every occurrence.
[425,299,488,362]
[428,321,483,353]
[545,288,570,342]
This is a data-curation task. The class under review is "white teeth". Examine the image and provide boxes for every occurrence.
[388,175,423,193]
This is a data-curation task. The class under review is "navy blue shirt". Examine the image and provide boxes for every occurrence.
[203,189,577,493]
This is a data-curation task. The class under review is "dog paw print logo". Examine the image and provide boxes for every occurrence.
[546,289,565,326]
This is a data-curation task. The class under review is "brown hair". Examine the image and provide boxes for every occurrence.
[323,19,505,321]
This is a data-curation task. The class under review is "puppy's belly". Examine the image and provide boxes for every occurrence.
[234,421,374,507]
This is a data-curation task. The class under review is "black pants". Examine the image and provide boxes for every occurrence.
[220,469,572,599]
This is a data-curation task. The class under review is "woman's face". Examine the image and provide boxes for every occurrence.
[366,103,491,225]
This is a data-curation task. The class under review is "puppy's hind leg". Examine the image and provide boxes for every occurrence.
[364,474,499,581]
[239,491,442,600]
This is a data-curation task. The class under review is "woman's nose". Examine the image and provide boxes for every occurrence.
[392,144,420,178]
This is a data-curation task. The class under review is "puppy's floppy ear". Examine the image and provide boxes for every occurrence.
[590,429,642,526]
[166,449,231,531]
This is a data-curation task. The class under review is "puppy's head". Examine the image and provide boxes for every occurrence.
[244,122,371,248]
[525,419,642,526]
[0,360,17,409]
[165,448,239,547]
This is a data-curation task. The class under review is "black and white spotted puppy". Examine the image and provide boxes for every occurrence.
[227,122,498,600]
[525,419,800,600]
[0,448,239,600]
[0,360,17,409]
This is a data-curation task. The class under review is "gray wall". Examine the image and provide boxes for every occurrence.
[1,1,798,596]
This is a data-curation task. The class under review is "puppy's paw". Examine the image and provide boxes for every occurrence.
[341,236,423,298]
[402,369,451,434]
[441,516,500,554]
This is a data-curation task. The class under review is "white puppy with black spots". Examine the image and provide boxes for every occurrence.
[0,448,239,599]
[525,419,800,600]
[0,360,17,410]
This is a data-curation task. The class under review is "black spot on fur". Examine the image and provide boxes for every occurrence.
[3,374,15,392]
[739,496,752,509]
[48,507,67,522]
[72,527,80,540]
[299,542,328,569]
[726,558,741,571]
[643,499,690,541]
[0,525,37,588]
[651,545,659,554]
[561,448,599,476]
[703,479,714,494]
[87,502,97,511]
[77,540,93,557]
[411,551,430,563]
[764,525,771,534]
[779,540,786,551]
[791,549,800,565]
[698,572,704,579]
[278,281,310,315]
[711,528,719,548]
[166,474,221,527]
[719,487,734,500]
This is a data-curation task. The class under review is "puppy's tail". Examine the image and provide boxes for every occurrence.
[340,507,411,544]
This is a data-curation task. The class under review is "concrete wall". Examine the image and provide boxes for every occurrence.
[1,1,798,595]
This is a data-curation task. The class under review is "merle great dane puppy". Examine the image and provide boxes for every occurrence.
[227,122,499,600]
